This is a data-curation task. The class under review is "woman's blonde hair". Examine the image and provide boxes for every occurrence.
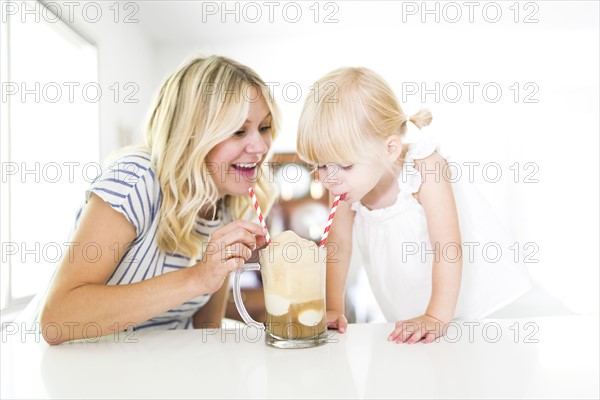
[297,67,431,167]
[145,56,280,258]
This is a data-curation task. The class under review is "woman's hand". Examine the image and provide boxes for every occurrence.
[326,310,348,333]
[194,220,268,294]
[388,314,448,344]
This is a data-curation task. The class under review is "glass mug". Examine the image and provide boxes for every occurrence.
[233,231,328,349]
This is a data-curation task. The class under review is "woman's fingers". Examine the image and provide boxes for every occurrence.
[223,257,245,273]
[212,220,267,241]
[213,226,265,256]
[254,233,268,249]
[194,221,268,294]
[204,227,261,268]
[223,242,253,261]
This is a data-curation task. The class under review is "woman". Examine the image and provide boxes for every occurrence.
[40,56,280,345]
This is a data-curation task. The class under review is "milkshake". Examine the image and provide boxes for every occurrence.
[260,231,327,340]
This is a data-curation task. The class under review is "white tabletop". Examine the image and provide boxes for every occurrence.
[1,315,598,399]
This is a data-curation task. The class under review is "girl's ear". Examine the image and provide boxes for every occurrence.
[385,135,403,161]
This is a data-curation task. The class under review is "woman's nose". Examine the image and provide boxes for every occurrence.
[246,130,269,155]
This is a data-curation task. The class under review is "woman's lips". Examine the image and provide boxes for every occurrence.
[231,163,258,178]
[231,165,256,177]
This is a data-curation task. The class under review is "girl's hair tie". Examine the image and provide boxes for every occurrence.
[403,113,419,144]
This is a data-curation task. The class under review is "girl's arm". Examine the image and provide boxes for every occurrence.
[417,152,462,324]
[40,194,264,345]
[324,193,355,332]
[388,151,462,343]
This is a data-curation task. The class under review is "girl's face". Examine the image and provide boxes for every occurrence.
[206,89,273,197]
[316,159,396,206]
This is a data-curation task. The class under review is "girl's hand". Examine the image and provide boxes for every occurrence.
[194,220,267,294]
[326,310,348,333]
[388,314,448,344]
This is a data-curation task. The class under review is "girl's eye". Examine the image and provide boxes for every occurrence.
[259,126,272,134]
[233,130,246,137]
[306,164,319,174]
[314,164,352,171]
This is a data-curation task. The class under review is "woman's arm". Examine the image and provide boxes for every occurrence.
[192,274,231,329]
[324,193,355,332]
[41,194,264,345]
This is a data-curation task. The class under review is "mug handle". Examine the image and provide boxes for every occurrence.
[232,263,265,331]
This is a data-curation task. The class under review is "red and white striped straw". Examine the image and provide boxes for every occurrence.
[319,195,341,247]
[248,187,271,245]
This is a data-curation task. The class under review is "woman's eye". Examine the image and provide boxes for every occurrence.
[259,126,272,133]
[233,130,246,137]
[340,165,354,171]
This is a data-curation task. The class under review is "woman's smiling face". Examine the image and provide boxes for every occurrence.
[206,87,273,197]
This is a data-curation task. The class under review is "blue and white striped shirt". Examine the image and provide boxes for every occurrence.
[77,151,232,330]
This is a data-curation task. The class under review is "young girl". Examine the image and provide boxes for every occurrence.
[297,67,531,344]
[39,56,279,344]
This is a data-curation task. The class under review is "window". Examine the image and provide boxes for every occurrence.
[1,1,99,313]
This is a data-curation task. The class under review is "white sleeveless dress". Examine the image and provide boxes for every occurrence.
[350,133,532,321]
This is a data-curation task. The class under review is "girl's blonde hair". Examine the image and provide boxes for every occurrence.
[145,56,280,258]
[297,67,432,167]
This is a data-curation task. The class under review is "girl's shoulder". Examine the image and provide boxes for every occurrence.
[405,132,438,162]
[399,132,445,197]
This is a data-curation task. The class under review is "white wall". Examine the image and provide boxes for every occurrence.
[62,1,157,160]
